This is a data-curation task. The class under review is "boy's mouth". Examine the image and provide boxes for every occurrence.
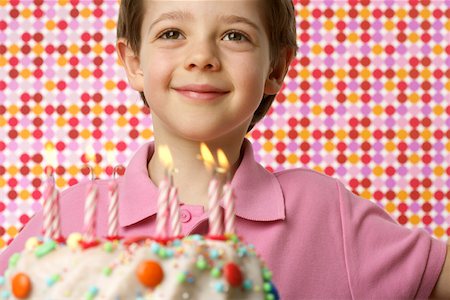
[173,84,229,101]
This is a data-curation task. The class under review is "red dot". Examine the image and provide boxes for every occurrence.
[117,142,127,151]
[398,215,408,225]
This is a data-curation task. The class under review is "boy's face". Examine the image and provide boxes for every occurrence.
[120,0,282,143]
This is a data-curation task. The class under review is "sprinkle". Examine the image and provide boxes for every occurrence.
[85,286,99,300]
[157,248,168,258]
[196,257,208,270]
[1,290,10,299]
[165,248,175,258]
[243,279,253,290]
[263,282,272,292]
[25,237,40,250]
[237,247,248,257]
[0,276,5,286]
[67,232,83,250]
[9,253,20,268]
[46,274,61,287]
[151,243,160,254]
[262,268,272,281]
[182,292,190,299]
[103,267,112,276]
[265,294,275,300]
[35,240,57,258]
[210,267,221,278]
[209,249,220,259]
[177,272,187,283]
[172,239,182,247]
[103,242,114,253]
[227,234,239,244]
[214,281,225,293]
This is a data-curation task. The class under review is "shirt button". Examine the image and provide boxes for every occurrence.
[180,209,192,223]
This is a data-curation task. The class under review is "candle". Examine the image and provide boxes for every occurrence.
[155,145,172,239]
[169,184,181,237]
[200,143,223,237]
[217,149,235,235]
[106,151,120,239]
[107,175,119,238]
[83,148,98,243]
[43,144,61,239]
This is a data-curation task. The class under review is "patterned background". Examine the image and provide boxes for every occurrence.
[0,0,449,249]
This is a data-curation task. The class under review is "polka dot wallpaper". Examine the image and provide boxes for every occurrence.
[0,0,449,249]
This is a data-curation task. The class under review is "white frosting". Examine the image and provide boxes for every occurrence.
[1,235,277,299]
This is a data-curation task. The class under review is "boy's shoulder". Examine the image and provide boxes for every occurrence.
[274,166,338,188]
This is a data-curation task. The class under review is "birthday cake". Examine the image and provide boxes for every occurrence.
[0,234,278,299]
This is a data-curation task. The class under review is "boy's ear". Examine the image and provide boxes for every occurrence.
[116,38,144,92]
[264,47,296,95]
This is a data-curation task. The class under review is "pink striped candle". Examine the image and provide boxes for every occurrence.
[208,176,223,236]
[169,186,181,237]
[155,176,170,238]
[222,182,235,234]
[107,179,119,238]
[83,180,99,243]
[42,175,57,239]
[51,189,62,239]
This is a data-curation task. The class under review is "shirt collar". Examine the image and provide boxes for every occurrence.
[119,139,286,227]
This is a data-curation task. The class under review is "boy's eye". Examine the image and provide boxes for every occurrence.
[159,30,183,40]
[223,31,248,42]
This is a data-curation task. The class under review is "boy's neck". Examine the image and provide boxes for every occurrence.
[147,129,245,208]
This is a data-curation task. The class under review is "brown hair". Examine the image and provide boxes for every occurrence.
[117,0,297,132]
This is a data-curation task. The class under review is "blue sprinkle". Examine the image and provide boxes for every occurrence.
[243,279,253,290]
[1,290,10,299]
[151,243,160,254]
[186,275,195,284]
[166,248,174,258]
[0,276,5,286]
[214,281,225,293]
[237,247,248,257]
[190,234,203,241]
[172,239,182,247]
[209,249,219,259]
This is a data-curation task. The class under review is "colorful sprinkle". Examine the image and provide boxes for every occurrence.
[8,253,20,268]
[196,257,208,270]
[11,273,32,299]
[243,279,253,290]
[34,240,57,258]
[224,262,243,287]
[103,242,113,253]
[66,233,83,250]
[85,286,99,300]
[25,237,40,251]
[46,274,61,287]
[211,267,221,278]
[177,272,187,283]
[136,260,164,288]
[102,267,112,277]
[1,291,11,299]
[214,281,226,293]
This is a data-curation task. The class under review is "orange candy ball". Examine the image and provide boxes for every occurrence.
[136,260,164,288]
[11,273,32,299]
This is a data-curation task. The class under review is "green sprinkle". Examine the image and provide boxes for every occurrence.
[196,258,208,270]
[262,268,272,281]
[103,242,113,253]
[157,248,167,258]
[177,272,187,283]
[102,267,112,276]
[210,267,221,278]
[265,294,275,300]
[35,240,57,258]
[228,234,239,244]
[263,282,272,292]
[8,253,20,268]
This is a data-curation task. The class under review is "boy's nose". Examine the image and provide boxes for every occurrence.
[184,42,221,72]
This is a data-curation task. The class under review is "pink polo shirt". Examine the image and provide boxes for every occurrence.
[0,140,446,299]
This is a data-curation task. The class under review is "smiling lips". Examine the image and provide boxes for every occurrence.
[173,84,229,101]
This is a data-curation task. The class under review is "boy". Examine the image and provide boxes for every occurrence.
[1,0,450,298]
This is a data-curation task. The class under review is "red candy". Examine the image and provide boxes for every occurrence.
[224,262,243,287]
[136,260,164,288]
[11,273,32,299]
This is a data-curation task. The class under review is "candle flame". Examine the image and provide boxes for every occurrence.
[44,142,57,176]
[158,145,173,169]
[200,143,215,171]
[216,149,229,173]
[86,146,96,164]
